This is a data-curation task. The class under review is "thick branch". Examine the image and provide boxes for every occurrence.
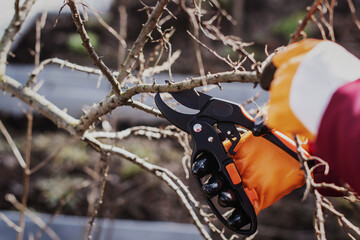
[122,70,257,98]
[77,70,258,131]
[0,75,79,135]
[67,0,120,94]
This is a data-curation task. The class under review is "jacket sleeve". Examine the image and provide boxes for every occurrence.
[315,78,360,193]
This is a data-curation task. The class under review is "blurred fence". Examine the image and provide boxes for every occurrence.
[0,210,204,240]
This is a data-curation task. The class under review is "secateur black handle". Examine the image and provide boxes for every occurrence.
[189,119,257,235]
[199,98,299,160]
[155,90,300,235]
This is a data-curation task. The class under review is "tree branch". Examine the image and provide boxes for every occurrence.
[77,70,258,132]
[290,0,323,43]
[0,0,36,74]
[0,75,79,135]
[117,0,171,85]
[67,0,121,95]
[83,132,212,240]
[0,120,27,169]
[29,58,104,84]
[5,194,61,240]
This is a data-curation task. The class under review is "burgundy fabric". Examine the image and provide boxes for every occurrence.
[309,142,344,196]
[315,78,360,194]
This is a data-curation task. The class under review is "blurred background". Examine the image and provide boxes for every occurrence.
[0,0,360,239]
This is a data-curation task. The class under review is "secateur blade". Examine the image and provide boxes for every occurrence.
[170,89,211,110]
[154,93,194,132]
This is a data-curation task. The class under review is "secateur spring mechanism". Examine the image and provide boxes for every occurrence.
[155,88,299,235]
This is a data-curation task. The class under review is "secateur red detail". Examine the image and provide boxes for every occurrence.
[155,88,300,235]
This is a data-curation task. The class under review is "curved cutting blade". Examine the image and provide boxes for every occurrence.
[170,89,212,110]
[155,93,194,132]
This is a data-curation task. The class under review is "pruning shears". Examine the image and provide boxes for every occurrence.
[155,88,299,235]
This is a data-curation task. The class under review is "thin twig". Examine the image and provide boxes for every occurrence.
[181,0,205,76]
[290,0,323,43]
[29,57,104,84]
[0,0,36,74]
[124,49,181,83]
[317,4,334,41]
[187,30,235,69]
[0,120,27,168]
[88,126,179,140]
[118,5,128,69]
[117,0,171,85]
[83,133,211,240]
[311,14,327,40]
[347,0,360,30]
[5,194,61,240]
[0,212,22,233]
[87,153,109,240]
[294,136,360,240]
[17,110,33,240]
[92,9,126,48]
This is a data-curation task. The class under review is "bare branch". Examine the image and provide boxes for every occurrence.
[87,153,109,240]
[91,9,126,48]
[17,108,33,240]
[77,70,258,132]
[5,194,61,240]
[0,0,36,74]
[311,14,328,40]
[117,0,171,85]
[0,120,27,169]
[290,0,323,43]
[181,0,205,76]
[0,212,22,233]
[67,0,121,95]
[347,0,360,30]
[294,136,360,239]
[88,126,180,141]
[83,132,212,240]
[29,58,104,84]
[187,30,235,69]
[124,49,181,82]
[0,75,79,135]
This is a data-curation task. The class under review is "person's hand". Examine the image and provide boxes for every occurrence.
[223,131,305,215]
[260,38,360,194]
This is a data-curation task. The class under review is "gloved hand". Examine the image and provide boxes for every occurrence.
[260,38,360,194]
[223,130,305,215]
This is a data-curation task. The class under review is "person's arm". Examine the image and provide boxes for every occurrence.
[261,39,360,193]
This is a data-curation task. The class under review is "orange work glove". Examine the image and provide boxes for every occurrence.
[260,38,360,194]
[224,130,305,215]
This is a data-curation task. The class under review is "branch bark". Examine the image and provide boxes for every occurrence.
[67,0,120,95]
[0,75,79,135]
[77,70,258,132]
[0,0,36,74]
